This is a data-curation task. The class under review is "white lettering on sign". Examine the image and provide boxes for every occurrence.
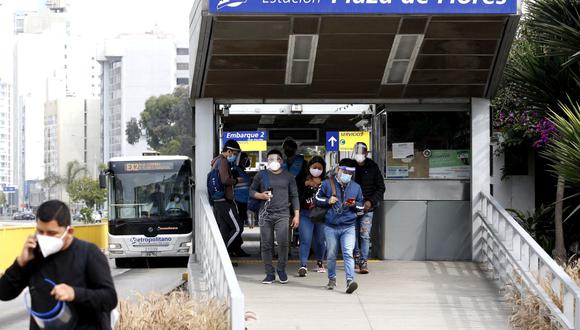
[224,131,266,140]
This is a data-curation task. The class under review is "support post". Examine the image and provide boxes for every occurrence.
[194,98,215,199]
[471,97,491,262]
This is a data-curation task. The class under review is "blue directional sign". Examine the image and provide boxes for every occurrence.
[326,131,339,152]
[210,0,517,14]
[2,186,16,193]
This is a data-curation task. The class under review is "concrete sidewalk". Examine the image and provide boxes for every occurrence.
[235,260,512,330]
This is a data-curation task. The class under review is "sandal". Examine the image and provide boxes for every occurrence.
[317,260,326,273]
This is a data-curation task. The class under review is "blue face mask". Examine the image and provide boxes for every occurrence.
[227,155,237,163]
[339,173,352,184]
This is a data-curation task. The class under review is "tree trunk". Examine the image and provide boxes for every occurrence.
[553,175,567,263]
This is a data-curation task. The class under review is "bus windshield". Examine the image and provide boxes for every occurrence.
[109,159,191,220]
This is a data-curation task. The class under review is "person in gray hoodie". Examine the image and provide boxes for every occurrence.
[250,149,300,285]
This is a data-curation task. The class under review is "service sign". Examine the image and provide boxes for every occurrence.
[210,0,517,14]
[339,131,370,151]
[223,131,268,152]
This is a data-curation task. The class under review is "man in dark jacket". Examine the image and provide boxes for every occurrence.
[353,142,386,274]
[0,200,118,329]
[210,139,243,250]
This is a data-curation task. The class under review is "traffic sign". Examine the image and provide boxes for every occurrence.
[222,131,268,151]
[326,131,339,152]
[2,186,16,194]
[339,131,370,151]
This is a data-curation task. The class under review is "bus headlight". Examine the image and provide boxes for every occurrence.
[180,241,192,247]
[109,243,122,249]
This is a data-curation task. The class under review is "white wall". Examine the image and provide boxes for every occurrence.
[491,141,535,214]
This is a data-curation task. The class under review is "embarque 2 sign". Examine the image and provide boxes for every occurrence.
[210,0,517,14]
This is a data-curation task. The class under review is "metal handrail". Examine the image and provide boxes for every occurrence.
[195,191,245,330]
[475,191,580,329]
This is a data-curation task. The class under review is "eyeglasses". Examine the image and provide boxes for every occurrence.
[267,156,282,162]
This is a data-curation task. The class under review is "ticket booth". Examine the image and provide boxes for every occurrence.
[189,0,520,261]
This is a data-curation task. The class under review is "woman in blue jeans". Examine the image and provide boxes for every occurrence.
[297,156,327,276]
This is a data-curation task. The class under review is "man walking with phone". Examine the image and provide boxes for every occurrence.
[250,149,300,284]
[316,159,364,294]
[0,200,118,329]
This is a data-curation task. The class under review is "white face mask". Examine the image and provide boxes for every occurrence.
[309,168,323,177]
[37,227,69,258]
[268,161,281,171]
[175,197,180,203]
[354,154,366,163]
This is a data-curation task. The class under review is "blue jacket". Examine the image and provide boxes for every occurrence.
[315,176,364,227]
[233,166,251,204]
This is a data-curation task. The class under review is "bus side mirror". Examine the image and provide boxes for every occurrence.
[99,172,107,189]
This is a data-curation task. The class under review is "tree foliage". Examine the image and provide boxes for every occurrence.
[126,117,141,145]
[541,101,580,188]
[0,191,6,206]
[68,177,106,209]
[493,0,580,260]
[527,0,580,68]
[126,87,193,157]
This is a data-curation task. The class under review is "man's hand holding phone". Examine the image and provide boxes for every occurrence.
[345,197,356,207]
[17,235,38,267]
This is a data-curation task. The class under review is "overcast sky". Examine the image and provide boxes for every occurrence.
[0,0,192,79]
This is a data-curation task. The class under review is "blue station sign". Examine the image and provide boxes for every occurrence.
[210,0,517,14]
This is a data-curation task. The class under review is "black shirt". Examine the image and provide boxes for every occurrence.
[0,238,118,329]
[354,158,386,209]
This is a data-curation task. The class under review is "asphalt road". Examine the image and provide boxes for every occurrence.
[0,258,187,330]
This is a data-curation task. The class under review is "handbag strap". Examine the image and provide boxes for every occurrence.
[329,176,337,197]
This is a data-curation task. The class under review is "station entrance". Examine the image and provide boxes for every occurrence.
[189,4,520,262]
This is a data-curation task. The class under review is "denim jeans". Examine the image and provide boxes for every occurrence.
[298,210,326,266]
[354,211,373,262]
[325,224,356,282]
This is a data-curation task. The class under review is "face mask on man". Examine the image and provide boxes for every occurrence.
[354,154,366,163]
[310,168,323,177]
[227,154,237,163]
[37,227,69,258]
[339,173,352,184]
[175,197,181,203]
[269,161,281,171]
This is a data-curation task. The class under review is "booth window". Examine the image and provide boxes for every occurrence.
[386,112,470,179]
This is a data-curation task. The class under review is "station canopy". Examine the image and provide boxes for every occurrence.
[189,0,520,102]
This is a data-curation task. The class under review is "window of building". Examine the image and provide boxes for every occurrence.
[176,48,189,55]
[176,63,189,70]
[386,111,470,180]
[176,78,189,85]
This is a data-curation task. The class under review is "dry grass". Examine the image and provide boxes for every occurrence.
[505,258,580,330]
[116,291,229,330]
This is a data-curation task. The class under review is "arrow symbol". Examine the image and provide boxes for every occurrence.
[328,136,337,147]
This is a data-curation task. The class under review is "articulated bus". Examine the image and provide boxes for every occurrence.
[100,155,193,267]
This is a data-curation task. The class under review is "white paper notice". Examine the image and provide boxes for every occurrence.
[392,143,414,159]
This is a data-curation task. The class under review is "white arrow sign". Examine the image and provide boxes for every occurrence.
[328,136,337,147]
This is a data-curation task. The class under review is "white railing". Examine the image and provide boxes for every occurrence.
[474,191,580,329]
[194,190,245,330]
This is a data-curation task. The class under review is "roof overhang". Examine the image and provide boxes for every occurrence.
[189,0,521,103]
